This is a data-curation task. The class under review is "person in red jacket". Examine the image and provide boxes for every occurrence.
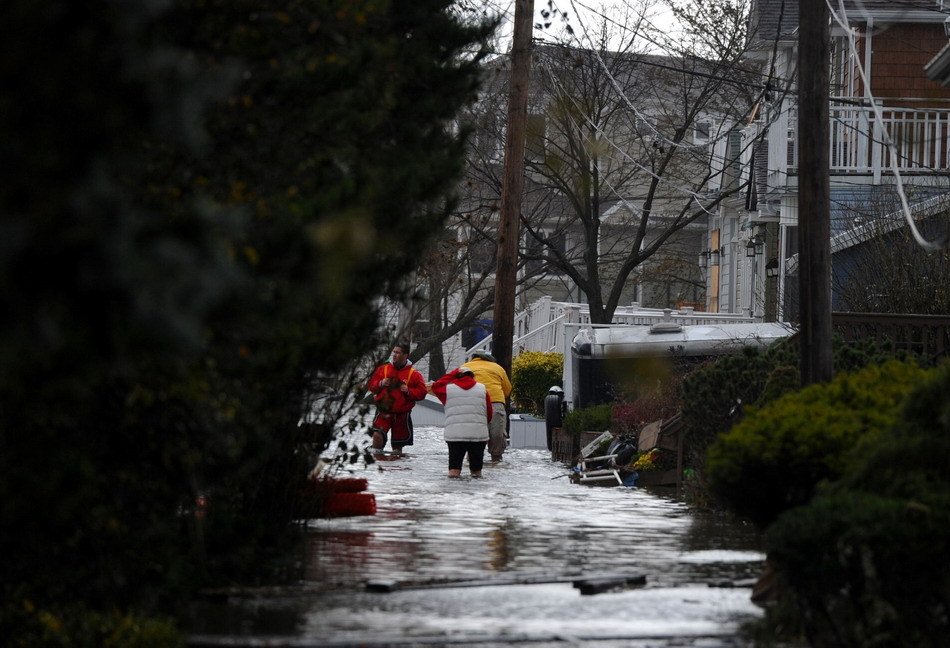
[367,342,428,453]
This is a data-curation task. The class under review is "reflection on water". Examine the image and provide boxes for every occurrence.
[306,427,763,588]
[190,425,766,645]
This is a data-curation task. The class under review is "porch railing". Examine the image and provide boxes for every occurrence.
[832,311,950,364]
[784,102,950,178]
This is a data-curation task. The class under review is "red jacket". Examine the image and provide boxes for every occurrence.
[368,362,427,414]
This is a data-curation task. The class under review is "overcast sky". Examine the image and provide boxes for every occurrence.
[487,0,680,53]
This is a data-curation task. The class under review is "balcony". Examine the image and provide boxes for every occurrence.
[772,101,950,184]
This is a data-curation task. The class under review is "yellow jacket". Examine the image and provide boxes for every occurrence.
[461,357,512,403]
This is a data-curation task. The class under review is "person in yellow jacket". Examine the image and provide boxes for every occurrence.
[461,351,512,461]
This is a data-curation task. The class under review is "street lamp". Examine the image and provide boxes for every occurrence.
[766,258,779,278]
[698,250,708,270]
[710,247,721,266]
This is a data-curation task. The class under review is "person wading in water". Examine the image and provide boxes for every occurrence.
[367,342,427,453]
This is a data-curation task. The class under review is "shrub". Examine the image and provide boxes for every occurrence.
[706,359,927,527]
[611,373,683,440]
[681,334,918,474]
[563,403,613,437]
[680,345,787,469]
[0,599,184,648]
[763,362,950,646]
[767,490,950,647]
[753,364,800,407]
[511,351,563,414]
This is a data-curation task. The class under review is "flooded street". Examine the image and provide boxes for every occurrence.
[189,425,767,647]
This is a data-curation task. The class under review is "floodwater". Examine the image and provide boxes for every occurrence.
[188,425,767,647]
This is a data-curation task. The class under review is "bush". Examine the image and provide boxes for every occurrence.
[766,491,950,647]
[0,599,184,648]
[511,351,563,414]
[753,364,800,407]
[706,359,927,527]
[763,362,950,646]
[610,373,683,441]
[680,346,788,469]
[563,403,613,437]
[680,335,912,474]
[2,0,496,627]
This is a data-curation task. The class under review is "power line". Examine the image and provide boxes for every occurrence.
[829,0,946,251]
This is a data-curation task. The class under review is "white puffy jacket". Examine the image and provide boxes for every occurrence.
[443,382,490,442]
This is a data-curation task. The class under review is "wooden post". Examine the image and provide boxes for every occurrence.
[798,0,834,384]
[675,420,683,492]
[491,0,533,377]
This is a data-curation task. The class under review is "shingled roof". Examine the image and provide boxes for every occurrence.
[749,0,800,45]
[748,0,947,47]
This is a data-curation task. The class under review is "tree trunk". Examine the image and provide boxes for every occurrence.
[426,278,447,380]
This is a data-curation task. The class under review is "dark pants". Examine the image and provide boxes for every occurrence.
[447,441,487,473]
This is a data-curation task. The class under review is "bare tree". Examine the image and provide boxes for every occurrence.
[830,190,950,314]
[399,0,764,365]
[398,61,560,372]
[515,12,759,321]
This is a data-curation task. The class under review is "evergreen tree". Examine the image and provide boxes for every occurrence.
[0,0,495,634]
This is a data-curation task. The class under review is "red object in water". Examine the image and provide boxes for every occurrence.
[304,476,376,517]
[322,492,377,517]
[316,477,369,493]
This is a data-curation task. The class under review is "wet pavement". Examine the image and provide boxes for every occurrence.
[187,425,767,647]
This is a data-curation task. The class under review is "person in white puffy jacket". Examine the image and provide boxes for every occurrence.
[429,367,494,478]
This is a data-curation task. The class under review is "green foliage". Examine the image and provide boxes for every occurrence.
[1,598,184,648]
[706,360,927,527]
[680,343,794,469]
[767,491,950,647]
[680,334,914,472]
[837,362,950,498]
[753,364,800,407]
[511,351,563,414]
[763,363,950,646]
[563,403,614,436]
[2,0,495,634]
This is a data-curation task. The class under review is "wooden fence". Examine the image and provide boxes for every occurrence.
[832,312,950,364]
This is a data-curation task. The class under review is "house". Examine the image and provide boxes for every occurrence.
[463,45,723,314]
[400,42,757,378]
[708,0,950,322]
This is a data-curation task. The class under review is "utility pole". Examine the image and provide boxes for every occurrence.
[798,0,834,384]
[491,0,533,376]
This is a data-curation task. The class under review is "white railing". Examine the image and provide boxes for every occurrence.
[784,102,950,178]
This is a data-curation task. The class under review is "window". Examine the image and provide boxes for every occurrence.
[722,129,742,191]
[468,232,496,275]
[472,120,503,163]
[526,113,547,162]
[829,34,855,98]
[635,114,657,135]
[694,119,713,145]
[524,230,567,277]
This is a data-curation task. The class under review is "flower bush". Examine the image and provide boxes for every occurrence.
[610,373,683,440]
[632,449,659,472]
[511,351,563,414]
